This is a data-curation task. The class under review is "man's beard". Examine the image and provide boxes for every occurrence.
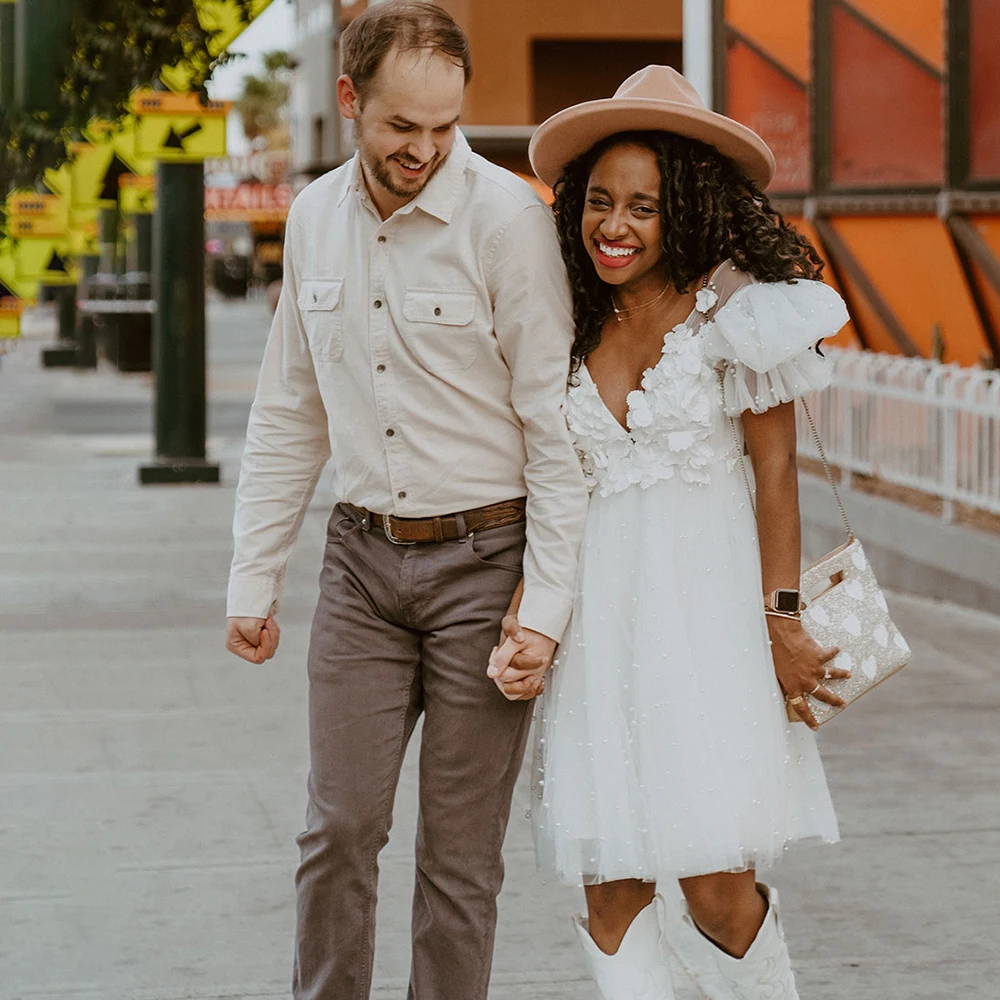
[355,118,445,200]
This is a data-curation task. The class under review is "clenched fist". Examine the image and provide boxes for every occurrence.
[226,616,281,664]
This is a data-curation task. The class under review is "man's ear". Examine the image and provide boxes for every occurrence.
[336,75,360,120]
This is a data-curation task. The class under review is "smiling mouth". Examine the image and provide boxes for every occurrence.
[593,239,642,267]
[596,240,641,258]
[394,157,431,177]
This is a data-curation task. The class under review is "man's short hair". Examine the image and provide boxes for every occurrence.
[341,1,472,99]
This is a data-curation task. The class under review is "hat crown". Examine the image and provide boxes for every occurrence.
[612,65,706,111]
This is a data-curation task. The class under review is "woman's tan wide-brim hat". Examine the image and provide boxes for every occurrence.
[529,65,776,190]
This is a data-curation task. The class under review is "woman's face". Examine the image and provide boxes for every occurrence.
[581,142,665,287]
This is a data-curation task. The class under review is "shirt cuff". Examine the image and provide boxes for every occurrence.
[227,574,281,619]
[517,582,574,644]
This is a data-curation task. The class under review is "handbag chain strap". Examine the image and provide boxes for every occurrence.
[705,272,853,540]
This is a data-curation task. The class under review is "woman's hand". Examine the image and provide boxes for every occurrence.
[767,616,849,730]
[487,615,555,701]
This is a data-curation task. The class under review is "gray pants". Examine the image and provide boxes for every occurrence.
[293,503,532,1000]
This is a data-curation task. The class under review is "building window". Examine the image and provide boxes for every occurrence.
[530,39,683,124]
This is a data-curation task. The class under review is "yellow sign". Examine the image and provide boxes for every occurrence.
[68,208,101,256]
[15,239,76,285]
[134,101,229,162]
[72,121,155,210]
[6,189,70,237]
[120,175,157,215]
[9,193,65,216]
[160,0,274,94]
[0,240,35,300]
[9,216,69,238]
[133,92,229,117]
[41,163,72,199]
[0,298,24,341]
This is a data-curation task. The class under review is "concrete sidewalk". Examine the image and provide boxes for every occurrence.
[2,298,998,1000]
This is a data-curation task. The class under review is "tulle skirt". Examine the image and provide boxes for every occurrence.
[533,463,839,886]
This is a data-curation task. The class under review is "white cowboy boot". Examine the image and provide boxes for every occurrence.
[573,896,676,999]
[674,883,801,1000]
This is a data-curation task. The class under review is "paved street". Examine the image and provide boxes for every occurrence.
[2,297,998,1000]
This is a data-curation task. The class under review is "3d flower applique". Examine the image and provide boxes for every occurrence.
[695,288,718,314]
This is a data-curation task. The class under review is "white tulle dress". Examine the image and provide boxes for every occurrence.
[534,263,849,886]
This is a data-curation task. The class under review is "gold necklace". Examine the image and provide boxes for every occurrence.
[611,282,675,323]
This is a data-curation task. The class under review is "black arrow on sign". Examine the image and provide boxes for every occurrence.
[46,251,68,274]
[100,154,135,203]
[164,122,204,151]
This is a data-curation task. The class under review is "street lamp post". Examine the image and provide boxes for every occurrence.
[139,160,220,484]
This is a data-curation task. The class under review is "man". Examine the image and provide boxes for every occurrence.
[224,3,588,998]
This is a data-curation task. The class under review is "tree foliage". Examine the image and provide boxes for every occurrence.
[235,49,291,145]
[0,0,256,202]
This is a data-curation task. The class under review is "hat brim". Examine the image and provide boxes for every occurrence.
[528,97,776,190]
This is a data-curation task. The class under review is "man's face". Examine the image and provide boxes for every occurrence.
[339,47,466,205]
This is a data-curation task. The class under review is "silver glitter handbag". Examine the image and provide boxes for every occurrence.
[722,375,912,725]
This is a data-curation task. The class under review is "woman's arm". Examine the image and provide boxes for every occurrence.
[505,578,525,622]
[742,402,847,729]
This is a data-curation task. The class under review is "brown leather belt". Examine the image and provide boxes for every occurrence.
[347,497,526,545]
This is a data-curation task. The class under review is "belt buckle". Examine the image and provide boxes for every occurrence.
[383,515,417,546]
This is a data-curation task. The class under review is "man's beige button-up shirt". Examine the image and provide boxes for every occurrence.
[228,132,588,640]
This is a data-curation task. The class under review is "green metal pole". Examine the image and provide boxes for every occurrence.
[76,253,99,369]
[140,161,219,485]
[14,0,71,113]
[135,212,153,275]
[0,3,15,107]
[55,283,74,340]
[99,207,119,275]
[39,282,79,366]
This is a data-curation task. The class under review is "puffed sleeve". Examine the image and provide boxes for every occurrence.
[701,278,849,415]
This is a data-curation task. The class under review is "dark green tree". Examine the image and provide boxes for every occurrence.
[0,0,256,209]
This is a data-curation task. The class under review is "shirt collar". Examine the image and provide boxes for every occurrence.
[404,129,471,224]
[338,129,471,223]
[338,153,365,207]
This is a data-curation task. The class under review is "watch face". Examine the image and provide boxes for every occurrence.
[774,589,800,613]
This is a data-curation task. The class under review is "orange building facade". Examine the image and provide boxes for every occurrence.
[434,0,682,125]
[718,0,1000,367]
[295,0,1000,368]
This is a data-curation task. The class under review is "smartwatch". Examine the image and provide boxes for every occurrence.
[764,588,804,615]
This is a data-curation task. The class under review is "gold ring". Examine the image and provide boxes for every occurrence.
[810,683,822,695]
[787,695,805,706]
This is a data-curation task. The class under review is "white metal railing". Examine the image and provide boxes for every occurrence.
[798,347,1000,521]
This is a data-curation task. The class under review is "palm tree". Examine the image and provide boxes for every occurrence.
[235,50,292,147]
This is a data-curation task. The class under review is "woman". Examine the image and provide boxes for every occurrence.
[490,67,851,999]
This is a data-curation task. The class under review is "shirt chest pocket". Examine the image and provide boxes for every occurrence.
[400,288,478,374]
[298,278,344,361]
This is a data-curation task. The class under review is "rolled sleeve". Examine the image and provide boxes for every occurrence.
[488,204,589,641]
[227,205,332,618]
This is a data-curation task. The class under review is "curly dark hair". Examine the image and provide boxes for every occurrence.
[552,130,825,368]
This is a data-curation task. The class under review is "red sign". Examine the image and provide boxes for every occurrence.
[205,183,293,222]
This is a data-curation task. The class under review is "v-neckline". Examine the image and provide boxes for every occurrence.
[582,315,697,436]
[581,262,728,436]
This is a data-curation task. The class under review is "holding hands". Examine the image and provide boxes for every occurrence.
[488,613,556,702]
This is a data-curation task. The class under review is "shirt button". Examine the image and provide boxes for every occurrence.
[376,363,386,373]
[377,235,387,244]
[398,491,406,499]
[374,299,383,309]
[433,306,441,316]
[385,428,395,437]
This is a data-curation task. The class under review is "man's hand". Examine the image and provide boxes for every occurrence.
[486,615,556,701]
[226,616,281,664]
